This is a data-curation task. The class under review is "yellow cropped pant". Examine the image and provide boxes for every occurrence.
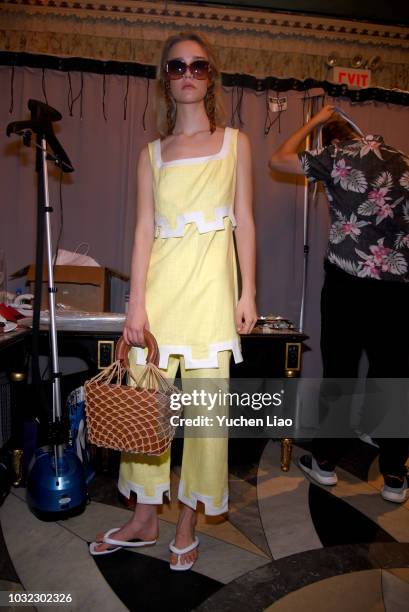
[118,351,231,516]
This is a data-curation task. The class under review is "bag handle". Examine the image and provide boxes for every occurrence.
[115,330,159,367]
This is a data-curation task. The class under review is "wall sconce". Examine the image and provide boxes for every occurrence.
[326,53,339,68]
[351,55,364,68]
[368,56,383,71]
[325,53,383,75]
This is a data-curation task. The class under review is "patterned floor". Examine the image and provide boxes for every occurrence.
[1,439,409,611]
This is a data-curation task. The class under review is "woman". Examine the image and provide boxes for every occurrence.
[90,31,257,570]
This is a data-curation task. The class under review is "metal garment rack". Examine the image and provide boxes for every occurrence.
[7,99,74,479]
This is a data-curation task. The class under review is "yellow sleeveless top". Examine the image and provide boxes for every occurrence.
[133,126,243,369]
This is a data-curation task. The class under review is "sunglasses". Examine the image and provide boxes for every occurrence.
[164,59,211,80]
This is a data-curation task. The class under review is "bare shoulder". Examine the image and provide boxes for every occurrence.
[138,144,150,162]
[136,145,154,186]
[160,133,174,146]
[237,130,250,144]
[236,130,251,159]
[136,145,154,209]
[137,144,152,170]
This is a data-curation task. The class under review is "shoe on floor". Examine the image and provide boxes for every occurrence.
[103,528,157,548]
[89,528,157,556]
[381,475,408,503]
[356,431,380,448]
[89,540,122,556]
[298,454,338,486]
[169,536,199,571]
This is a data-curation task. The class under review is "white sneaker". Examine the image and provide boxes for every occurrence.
[381,475,408,503]
[298,454,338,486]
[357,432,379,448]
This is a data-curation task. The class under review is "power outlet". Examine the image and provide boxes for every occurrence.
[285,343,301,371]
[98,341,114,369]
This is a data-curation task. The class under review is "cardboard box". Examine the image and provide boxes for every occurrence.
[15,265,129,312]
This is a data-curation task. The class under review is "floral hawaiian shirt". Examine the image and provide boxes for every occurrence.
[298,135,409,282]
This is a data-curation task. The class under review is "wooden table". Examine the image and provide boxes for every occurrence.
[41,326,308,470]
[0,324,309,471]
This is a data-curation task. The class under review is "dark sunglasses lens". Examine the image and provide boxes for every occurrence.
[166,60,186,79]
[191,61,210,79]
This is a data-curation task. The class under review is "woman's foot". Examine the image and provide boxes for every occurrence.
[170,505,198,568]
[92,507,159,554]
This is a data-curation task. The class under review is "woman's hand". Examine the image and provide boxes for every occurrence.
[123,303,150,347]
[235,294,258,334]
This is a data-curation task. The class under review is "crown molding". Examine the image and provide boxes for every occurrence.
[1,0,408,48]
[1,0,409,89]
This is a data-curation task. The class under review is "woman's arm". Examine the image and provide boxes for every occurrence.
[234,131,258,334]
[123,145,155,347]
[269,104,336,174]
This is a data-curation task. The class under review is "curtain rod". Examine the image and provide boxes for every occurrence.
[1,51,408,107]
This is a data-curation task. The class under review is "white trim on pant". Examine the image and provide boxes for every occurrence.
[118,478,171,504]
[177,479,228,516]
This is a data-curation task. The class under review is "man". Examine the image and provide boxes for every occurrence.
[269,104,409,503]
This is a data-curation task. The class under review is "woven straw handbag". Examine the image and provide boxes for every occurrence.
[84,331,181,456]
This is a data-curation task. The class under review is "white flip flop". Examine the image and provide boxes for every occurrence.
[103,527,157,548]
[169,536,200,571]
[89,541,121,556]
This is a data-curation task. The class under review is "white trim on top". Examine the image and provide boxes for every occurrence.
[155,127,232,167]
[155,205,236,238]
[133,338,243,370]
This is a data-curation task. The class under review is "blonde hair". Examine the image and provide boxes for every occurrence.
[155,31,226,138]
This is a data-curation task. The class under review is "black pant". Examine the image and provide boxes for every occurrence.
[312,261,409,478]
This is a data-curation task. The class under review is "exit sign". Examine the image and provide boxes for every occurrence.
[330,66,371,89]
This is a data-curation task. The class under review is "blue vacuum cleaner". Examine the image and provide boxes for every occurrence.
[26,446,87,520]
[7,100,88,520]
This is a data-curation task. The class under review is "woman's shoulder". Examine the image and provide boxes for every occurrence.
[236,130,251,153]
[236,129,249,143]
[147,134,161,149]
[137,144,154,170]
[138,143,151,158]
[233,130,251,166]
[158,133,175,147]
[224,127,247,145]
